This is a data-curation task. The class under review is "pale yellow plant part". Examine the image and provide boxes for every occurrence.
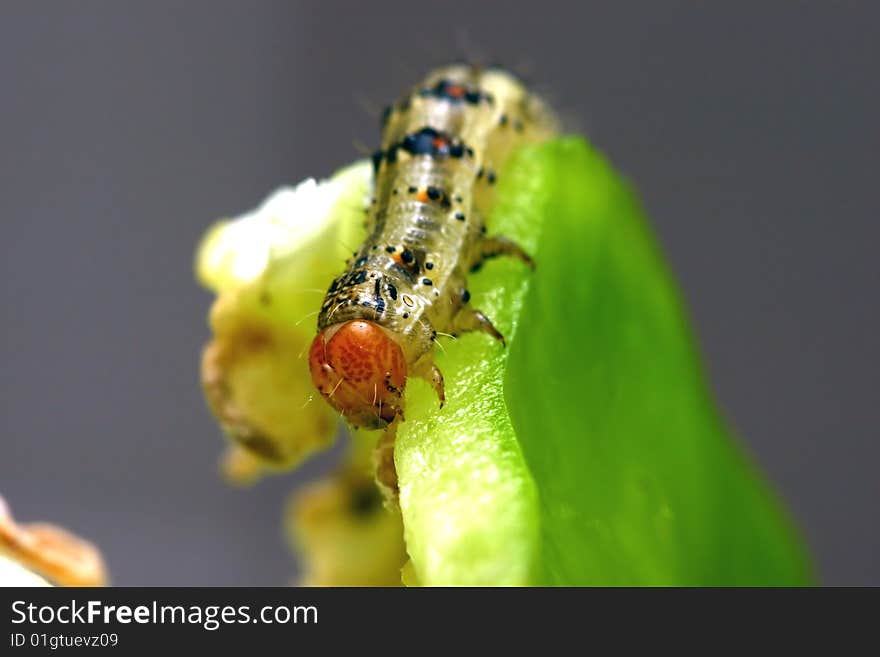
[197,162,412,584]
[284,433,407,586]
[0,497,107,587]
[196,162,372,471]
[218,443,267,487]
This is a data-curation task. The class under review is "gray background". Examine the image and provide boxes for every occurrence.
[1,2,876,585]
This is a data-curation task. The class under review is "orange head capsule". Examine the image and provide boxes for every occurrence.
[308,320,407,429]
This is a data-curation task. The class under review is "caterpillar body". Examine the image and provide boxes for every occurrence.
[309,65,558,429]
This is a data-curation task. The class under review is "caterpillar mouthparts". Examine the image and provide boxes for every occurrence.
[308,320,407,429]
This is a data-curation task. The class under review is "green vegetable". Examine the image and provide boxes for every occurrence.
[396,137,813,585]
[196,138,813,586]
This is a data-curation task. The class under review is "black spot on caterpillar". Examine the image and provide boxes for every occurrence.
[309,64,558,430]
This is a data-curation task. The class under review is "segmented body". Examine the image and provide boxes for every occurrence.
[310,65,558,429]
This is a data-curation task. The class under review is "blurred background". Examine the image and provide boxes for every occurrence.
[1,2,876,585]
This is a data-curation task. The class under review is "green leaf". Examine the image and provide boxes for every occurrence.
[396,137,813,585]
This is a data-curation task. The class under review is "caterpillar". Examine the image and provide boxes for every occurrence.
[309,64,558,429]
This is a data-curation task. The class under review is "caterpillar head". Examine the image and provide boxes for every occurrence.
[308,320,407,429]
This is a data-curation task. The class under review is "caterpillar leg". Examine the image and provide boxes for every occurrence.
[372,359,443,505]
[411,355,446,408]
[469,235,535,272]
[452,306,506,347]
